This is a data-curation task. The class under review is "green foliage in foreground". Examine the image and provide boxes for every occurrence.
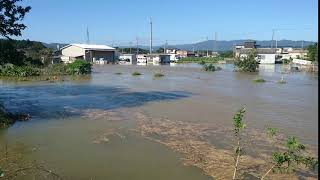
[0,60,92,77]
[132,71,142,76]
[234,49,259,72]
[270,136,318,174]
[230,108,318,179]
[232,107,246,179]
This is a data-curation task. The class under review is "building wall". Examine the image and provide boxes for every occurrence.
[91,51,114,62]
[137,54,147,64]
[259,54,276,64]
[119,54,137,65]
[61,45,85,58]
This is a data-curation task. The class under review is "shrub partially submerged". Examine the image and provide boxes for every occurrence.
[65,60,92,75]
[154,72,164,78]
[202,64,222,72]
[234,49,259,72]
[253,78,266,83]
[132,71,142,76]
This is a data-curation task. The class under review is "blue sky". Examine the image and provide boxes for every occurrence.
[19,0,318,45]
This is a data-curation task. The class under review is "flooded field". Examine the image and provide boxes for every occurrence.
[0,63,318,179]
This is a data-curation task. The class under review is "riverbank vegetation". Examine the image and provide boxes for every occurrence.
[0,60,92,77]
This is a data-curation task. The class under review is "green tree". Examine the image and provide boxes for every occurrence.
[0,0,31,38]
[0,40,25,65]
[234,49,259,72]
[156,47,164,53]
[307,43,318,61]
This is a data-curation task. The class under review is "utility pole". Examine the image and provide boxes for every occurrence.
[136,37,139,54]
[206,36,209,57]
[149,17,153,54]
[129,41,132,54]
[271,29,275,48]
[214,32,217,53]
[301,40,304,49]
[164,40,167,53]
[86,26,90,44]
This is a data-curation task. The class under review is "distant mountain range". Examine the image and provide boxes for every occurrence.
[42,40,316,52]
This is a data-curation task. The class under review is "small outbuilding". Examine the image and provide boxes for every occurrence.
[60,44,115,63]
[118,54,137,65]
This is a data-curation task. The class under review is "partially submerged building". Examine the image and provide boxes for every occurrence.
[237,48,277,64]
[60,44,116,63]
[234,41,277,64]
[118,54,137,65]
[137,54,148,65]
[146,54,171,65]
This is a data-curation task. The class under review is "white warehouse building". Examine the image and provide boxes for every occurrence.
[60,44,116,63]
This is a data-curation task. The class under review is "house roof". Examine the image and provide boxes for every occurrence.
[61,43,115,51]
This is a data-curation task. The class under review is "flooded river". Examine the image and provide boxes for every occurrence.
[0,63,318,179]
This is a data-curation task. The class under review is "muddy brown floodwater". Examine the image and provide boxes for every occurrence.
[0,63,318,179]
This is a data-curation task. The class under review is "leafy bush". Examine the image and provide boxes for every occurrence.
[234,49,259,72]
[132,71,142,76]
[202,64,216,71]
[0,63,40,77]
[65,60,92,75]
[202,64,222,72]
